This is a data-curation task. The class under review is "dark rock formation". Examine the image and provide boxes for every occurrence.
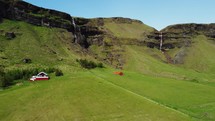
[147,42,159,49]
[0,1,8,17]
[146,24,215,64]
[147,23,215,51]
[22,58,32,63]
[78,26,104,48]
[0,0,105,49]
[80,26,103,36]
[72,17,104,48]
[146,42,175,49]
[162,43,175,49]
[162,23,215,38]
[111,17,143,24]
[0,0,73,31]
[5,32,16,39]
[0,1,8,23]
[74,18,90,25]
[148,32,191,41]
[86,36,104,46]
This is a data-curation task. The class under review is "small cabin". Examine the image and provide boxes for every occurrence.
[30,72,49,81]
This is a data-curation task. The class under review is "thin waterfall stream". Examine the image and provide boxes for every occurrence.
[159,32,163,51]
[72,17,77,43]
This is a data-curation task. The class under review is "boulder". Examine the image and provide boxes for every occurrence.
[22,58,32,63]
[5,32,16,39]
[173,49,187,64]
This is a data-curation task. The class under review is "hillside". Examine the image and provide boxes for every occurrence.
[0,0,215,121]
[0,20,75,67]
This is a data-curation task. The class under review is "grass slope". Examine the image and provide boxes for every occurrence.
[0,70,191,121]
[124,45,215,84]
[91,69,215,121]
[0,19,77,68]
[183,35,215,73]
[104,19,154,39]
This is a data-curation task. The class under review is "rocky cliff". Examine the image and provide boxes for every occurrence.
[162,23,215,38]
[0,0,146,68]
[146,23,215,64]
[0,0,72,30]
[147,23,215,50]
[0,0,104,49]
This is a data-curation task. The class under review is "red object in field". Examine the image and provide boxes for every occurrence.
[30,72,50,81]
[114,71,124,76]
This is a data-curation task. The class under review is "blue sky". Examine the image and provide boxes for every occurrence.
[24,0,215,30]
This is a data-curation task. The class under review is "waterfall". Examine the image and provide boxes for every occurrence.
[72,17,76,28]
[72,17,77,43]
[159,32,163,51]
[159,32,173,63]
[71,17,88,48]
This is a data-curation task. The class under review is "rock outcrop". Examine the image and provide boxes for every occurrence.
[0,0,73,30]
[147,23,215,50]
[162,23,215,38]
[0,0,104,49]
[5,32,16,39]
[146,24,215,64]
[72,17,104,48]
[111,17,143,24]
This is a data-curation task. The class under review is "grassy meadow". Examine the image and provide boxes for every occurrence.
[0,68,193,121]
[1,67,215,121]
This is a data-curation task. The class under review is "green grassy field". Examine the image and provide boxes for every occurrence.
[1,19,215,121]
[92,69,215,121]
[124,45,215,83]
[0,69,193,121]
[1,67,215,121]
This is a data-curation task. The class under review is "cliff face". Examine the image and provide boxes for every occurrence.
[1,0,215,67]
[147,23,215,50]
[3,0,214,51]
[0,0,104,49]
[0,0,73,30]
[1,0,152,68]
[162,23,215,38]
[144,23,215,65]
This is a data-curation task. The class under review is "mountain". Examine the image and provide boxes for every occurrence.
[0,0,215,121]
[0,0,155,69]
